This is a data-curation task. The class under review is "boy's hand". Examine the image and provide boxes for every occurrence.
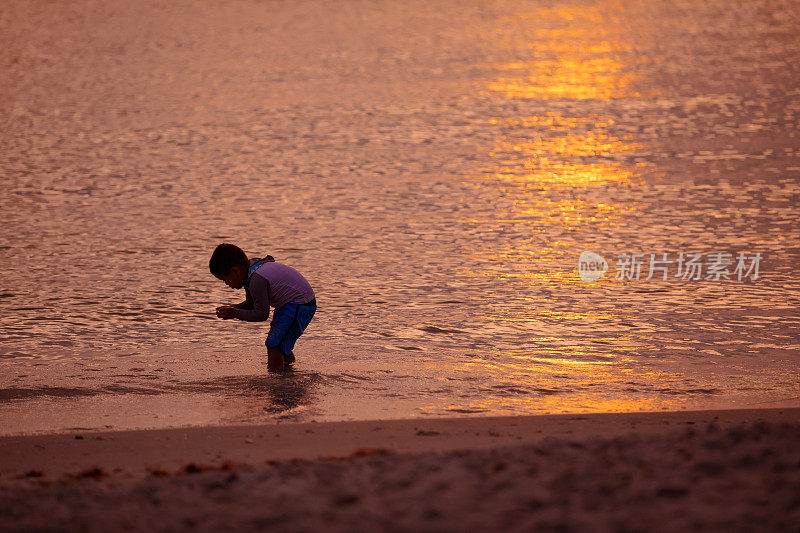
[216,306,238,319]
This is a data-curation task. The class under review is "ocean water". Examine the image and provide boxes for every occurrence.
[1,0,799,435]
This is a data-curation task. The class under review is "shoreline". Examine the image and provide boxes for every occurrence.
[2,406,798,480]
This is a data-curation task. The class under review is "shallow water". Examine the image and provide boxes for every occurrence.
[1,0,799,434]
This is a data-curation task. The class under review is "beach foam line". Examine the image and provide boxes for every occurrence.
[1,407,798,480]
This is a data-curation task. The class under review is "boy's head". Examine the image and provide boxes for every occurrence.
[209,243,249,289]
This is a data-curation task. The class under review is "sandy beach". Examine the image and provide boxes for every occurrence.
[2,408,799,531]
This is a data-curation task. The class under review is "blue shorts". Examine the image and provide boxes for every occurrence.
[265,301,316,356]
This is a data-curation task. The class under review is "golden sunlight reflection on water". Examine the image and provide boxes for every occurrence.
[416,354,697,415]
[487,58,639,100]
[484,5,641,101]
[461,1,691,413]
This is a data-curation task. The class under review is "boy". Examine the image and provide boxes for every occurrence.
[210,243,316,371]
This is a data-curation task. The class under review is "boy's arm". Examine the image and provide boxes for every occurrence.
[234,274,271,322]
[232,295,253,310]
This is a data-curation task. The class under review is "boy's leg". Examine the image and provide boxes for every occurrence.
[266,346,284,371]
[265,305,295,372]
[277,304,315,360]
[265,303,315,371]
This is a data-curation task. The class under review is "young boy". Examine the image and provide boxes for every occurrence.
[210,243,316,371]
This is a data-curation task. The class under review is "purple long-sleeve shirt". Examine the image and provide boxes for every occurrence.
[233,259,315,322]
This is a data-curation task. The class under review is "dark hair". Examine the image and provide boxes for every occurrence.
[209,243,248,277]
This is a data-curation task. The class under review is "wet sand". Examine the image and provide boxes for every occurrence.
[2,408,799,531]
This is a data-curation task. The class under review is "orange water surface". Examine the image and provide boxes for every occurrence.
[1,0,799,434]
